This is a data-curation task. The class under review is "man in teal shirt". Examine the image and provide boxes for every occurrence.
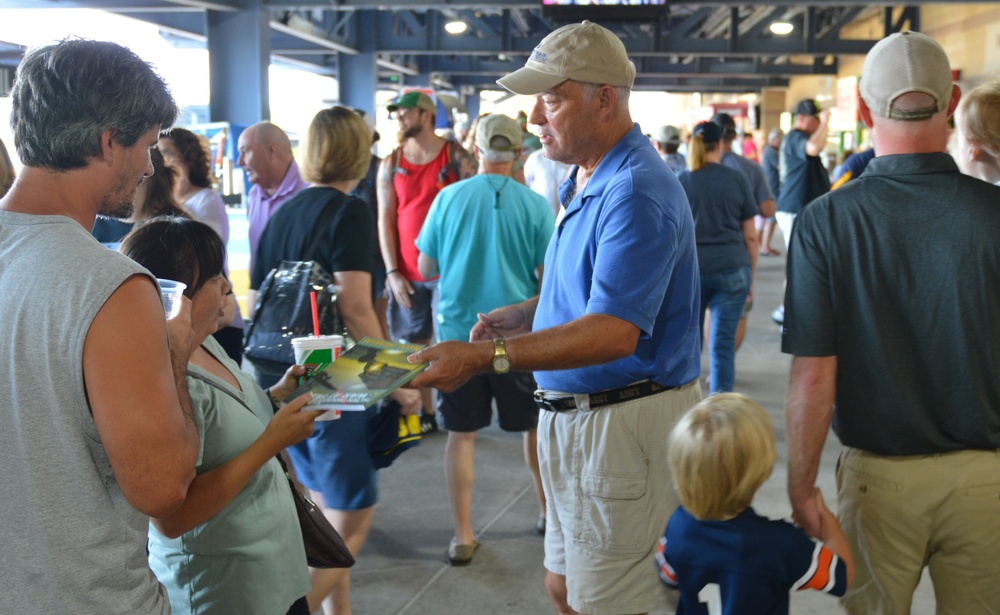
[417,114,553,565]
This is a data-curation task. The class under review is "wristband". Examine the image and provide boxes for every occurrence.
[386,269,399,276]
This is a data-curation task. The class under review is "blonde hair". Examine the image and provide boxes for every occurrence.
[302,106,372,184]
[957,79,1000,156]
[687,134,719,173]
[668,393,777,520]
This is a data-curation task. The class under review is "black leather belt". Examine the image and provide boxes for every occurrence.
[534,380,676,412]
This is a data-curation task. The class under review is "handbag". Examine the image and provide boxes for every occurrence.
[244,194,349,376]
[277,455,356,569]
[187,371,355,569]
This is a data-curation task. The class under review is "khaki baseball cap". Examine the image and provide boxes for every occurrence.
[475,114,523,152]
[496,21,636,95]
[860,31,953,121]
[387,91,436,114]
[656,125,681,145]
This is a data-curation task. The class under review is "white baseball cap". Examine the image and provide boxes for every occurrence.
[497,21,636,95]
[860,31,953,121]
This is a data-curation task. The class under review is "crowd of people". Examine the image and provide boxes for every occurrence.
[2,21,1000,615]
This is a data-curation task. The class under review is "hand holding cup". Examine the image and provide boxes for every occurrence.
[157,279,187,319]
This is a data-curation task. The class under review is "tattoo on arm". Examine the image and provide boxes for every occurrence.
[453,143,478,179]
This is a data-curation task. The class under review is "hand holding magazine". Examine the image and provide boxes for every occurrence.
[284,337,428,412]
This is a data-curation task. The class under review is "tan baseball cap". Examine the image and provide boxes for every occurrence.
[860,31,953,121]
[497,21,636,95]
[656,125,681,145]
[475,114,523,152]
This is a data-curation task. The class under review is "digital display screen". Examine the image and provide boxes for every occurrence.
[542,0,666,4]
[541,0,668,21]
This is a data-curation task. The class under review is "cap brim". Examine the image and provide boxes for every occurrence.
[497,67,567,96]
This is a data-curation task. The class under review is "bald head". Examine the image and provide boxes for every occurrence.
[238,121,295,194]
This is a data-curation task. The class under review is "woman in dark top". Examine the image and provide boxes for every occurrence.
[676,122,758,394]
[252,106,420,615]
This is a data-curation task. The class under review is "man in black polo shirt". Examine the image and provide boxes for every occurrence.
[784,31,1000,613]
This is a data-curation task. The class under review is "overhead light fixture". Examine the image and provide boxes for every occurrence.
[445,20,467,35]
[770,21,794,36]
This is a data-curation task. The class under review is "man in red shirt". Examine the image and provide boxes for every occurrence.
[377,92,476,431]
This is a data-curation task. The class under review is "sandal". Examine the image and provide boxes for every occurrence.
[447,539,480,566]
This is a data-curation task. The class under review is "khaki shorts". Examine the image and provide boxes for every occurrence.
[836,447,1000,614]
[538,380,701,615]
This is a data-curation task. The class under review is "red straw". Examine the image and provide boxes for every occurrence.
[310,291,320,337]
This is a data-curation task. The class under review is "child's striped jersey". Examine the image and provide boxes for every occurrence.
[657,506,847,614]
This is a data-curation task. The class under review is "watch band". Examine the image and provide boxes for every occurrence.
[492,338,511,374]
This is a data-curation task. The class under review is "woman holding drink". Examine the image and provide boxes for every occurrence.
[121,217,322,615]
[252,106,420,615]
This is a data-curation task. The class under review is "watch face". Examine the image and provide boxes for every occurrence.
[493,356,511,373]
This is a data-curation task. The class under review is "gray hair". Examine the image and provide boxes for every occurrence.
[579,81,631,108]
[10,39,177,171]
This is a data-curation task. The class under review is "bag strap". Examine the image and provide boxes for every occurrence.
[437,140,462,189]
[391,146,402,177]
[303,190,350,262]
[187,370,259,416]
[187,369,296,474]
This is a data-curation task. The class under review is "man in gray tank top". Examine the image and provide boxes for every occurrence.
[0,40,199,613]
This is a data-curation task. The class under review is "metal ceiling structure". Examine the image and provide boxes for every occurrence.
[0,1,953,95]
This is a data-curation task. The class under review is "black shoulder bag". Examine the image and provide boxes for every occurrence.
[244,193,349,376]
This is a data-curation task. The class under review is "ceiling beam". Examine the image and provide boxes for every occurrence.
[270,20,358,55]
[260,0,988,7]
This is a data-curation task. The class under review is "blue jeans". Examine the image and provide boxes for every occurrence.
[699,266,751,393]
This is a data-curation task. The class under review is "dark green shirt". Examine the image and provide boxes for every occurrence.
[783,153,1000,455]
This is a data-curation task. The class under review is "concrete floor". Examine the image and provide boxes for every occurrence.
[329,246,938,614]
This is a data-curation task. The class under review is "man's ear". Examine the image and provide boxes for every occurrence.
[965,138,985,163]
[596,85,616,114]
[99,129,117,165]
[857,91,874,129]
[946,83,962,118]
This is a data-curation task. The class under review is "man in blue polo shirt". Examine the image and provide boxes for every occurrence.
[410,20,702,615]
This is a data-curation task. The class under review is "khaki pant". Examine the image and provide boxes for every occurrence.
[837,447,1000,615]
[539,380,701,615]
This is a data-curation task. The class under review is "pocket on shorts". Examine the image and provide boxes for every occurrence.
[962,478,1000,498]
[577,469,649,555]
[575,413,651,556]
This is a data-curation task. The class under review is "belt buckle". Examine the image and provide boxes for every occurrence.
[534,391,563,412]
